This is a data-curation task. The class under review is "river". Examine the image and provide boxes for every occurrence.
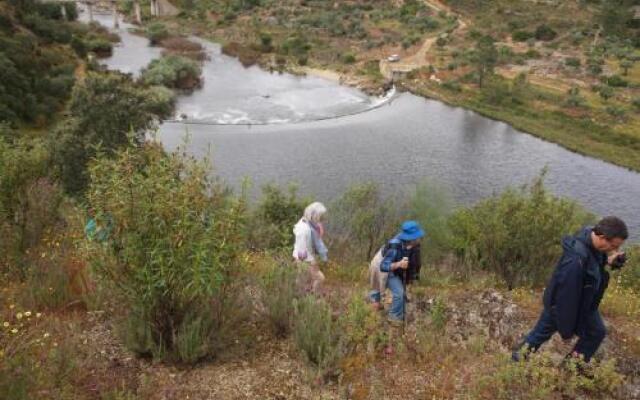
[82,10,640,241]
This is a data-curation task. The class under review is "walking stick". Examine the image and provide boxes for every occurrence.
[402,257,408,334]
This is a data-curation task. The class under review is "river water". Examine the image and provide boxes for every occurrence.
[82,10,640,241]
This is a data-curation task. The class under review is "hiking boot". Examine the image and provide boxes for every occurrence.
[387,317,403,327]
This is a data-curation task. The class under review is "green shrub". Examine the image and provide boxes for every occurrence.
[84,38,113,57]
[0,138,58,269]
[338,294,381,354]
[330,183,399,262]
[86,144,247,363]
[565,57,581,68]
[50,72,174,195]
[140,55,202,90]
[261,262,299,337]
[404,180,454,262]
[293,296,342,374]
[512,30,533,42]
[605,105,626,119]
[474,353,623,399]
[342,53,356,64]
[605,74,628,87]
[247,184,306,250]
[534,24,557,41]
[146,22,169,46]
[449,172,593,289]
[633,97,640,110]
[617,245,640,291]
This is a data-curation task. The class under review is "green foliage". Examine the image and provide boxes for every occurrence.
[617,245,640,291]
[338,294,381,354]
[293,295,342,373]
[534,24,557,41]
[472,35,498,88]
[0,31,76,125]
[86,144,247,363]
[330,183,398,262]
[449,171,593,289]
[0,137,60,268]
[430,296,448,331]
[247,184,306,250]
[604,74,628,87]
[405,180,454,261]
[146,22,169,46]
[474,353,623,399]
[565,57,581,68]
[260,262,299,337]
[564,86,586,108]
[50,72,174,195]
[341,53,356,64]
[597,0,635,39]
[280,34,311,57]
[512,30,533,42]
[140,55,202,90]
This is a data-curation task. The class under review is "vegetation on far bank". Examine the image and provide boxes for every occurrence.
[147,0,640,171]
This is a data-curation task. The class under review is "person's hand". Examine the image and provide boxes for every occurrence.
[399,257,409,270]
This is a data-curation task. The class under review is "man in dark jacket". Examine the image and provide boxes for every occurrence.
[512,216,628,362]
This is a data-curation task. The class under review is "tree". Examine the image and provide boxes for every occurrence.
[472,35,498,88]
[598,0,634,38]
[50,72,174,194]
[620,59,634,76]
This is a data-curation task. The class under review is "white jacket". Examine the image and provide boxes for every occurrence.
[292,218,328,263]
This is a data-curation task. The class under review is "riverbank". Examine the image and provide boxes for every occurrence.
[145,0,640,172]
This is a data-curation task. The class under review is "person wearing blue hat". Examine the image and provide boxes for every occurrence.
[370,220,425,325]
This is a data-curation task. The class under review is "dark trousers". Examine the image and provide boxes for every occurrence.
[524,308,606,362]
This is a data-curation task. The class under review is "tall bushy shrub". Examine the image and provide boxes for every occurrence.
[405,180,454,261]
[247,184,307,250]
[329,183,399,262]
[293,296,342,374]
[86,145,246,363]
[260,261,299,336]
[50,72,174,195]
[449,172,593,289]
[0,137,62,270]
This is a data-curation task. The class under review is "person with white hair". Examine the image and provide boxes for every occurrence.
[293,202,328,294]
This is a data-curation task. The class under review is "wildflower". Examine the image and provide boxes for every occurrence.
[43,333,50,338]
[16,312,23,320]
[53,342,58,347]
[24,311,31,317]
[9,304,14,309]
[11,328,18,334]
[41,252,46,258]
[36,313,42,318]
[2,322,8,328]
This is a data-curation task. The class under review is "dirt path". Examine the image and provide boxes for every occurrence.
[380,0,468,80]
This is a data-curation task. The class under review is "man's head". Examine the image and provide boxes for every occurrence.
[591,216,628,253]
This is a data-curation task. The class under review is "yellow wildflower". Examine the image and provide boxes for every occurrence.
[43,332,50,338]
[10,328,17,334]
[36,313,42,318]
[2,322,8,328]
[9,304,14,309]
[24,311,31,317]
[16,312,23,320]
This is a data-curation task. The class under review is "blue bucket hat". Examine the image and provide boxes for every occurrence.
[397,220,425,241]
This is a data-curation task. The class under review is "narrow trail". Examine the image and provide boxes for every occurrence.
[380,0,468,80]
